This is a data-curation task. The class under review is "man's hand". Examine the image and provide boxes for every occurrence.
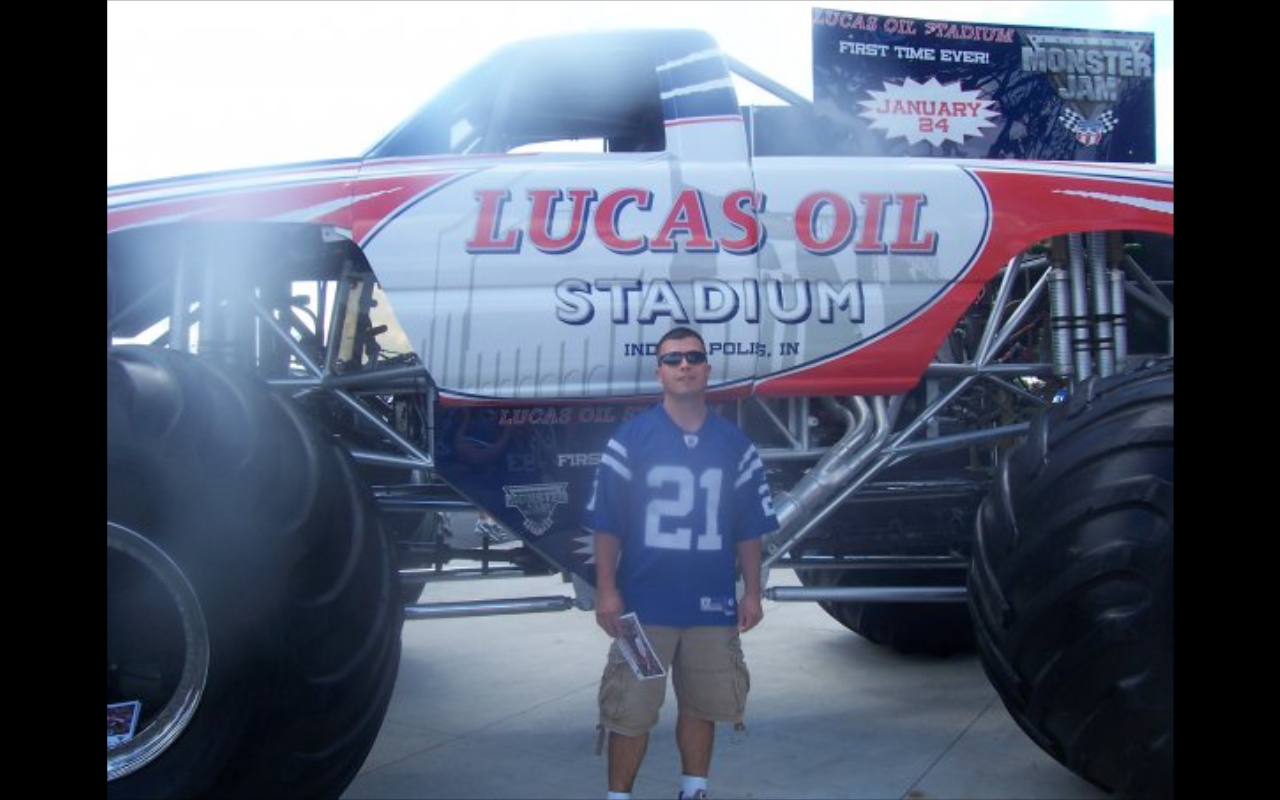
[736,536,765,633]
[595,585,625,638]
[593,532,625,637]
[738,591,763,633]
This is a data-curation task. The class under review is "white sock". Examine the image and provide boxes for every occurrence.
[681,775,708,796]
[607,793,631,799]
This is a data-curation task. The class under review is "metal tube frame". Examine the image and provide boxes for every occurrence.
[764,586,968,603]
[776,554,967,570]
[755,241,1174,592]
[760,253,1053,574]
[1122,254,1175,319]
[749,395,804,449]
[249,288,435,471]
[763,396,888,570]
[724,55,814,109]
[404,595,576,620]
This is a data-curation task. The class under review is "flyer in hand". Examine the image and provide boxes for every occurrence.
[108,700,142,748]
[616,613,666,680]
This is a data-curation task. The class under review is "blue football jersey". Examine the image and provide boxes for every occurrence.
[584,404,778,627]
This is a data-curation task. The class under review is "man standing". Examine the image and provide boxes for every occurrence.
[585,327,778,800]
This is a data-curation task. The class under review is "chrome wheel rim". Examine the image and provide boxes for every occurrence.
[107,522,209,782]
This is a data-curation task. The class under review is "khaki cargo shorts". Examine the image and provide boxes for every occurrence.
[598,625,749,737]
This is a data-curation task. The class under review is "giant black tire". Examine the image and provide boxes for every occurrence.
[796,567,974,656]
[107,346,403,799]
[968,358,1173,798]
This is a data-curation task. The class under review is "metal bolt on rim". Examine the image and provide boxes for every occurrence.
[107,522,210,782]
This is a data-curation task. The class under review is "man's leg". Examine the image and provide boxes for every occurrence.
[671,627,749,796]
[599,626,680,795]
[676,713,714,776]
[608,731,650,793]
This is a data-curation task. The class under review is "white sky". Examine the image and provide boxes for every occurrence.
[107,1,1172,187]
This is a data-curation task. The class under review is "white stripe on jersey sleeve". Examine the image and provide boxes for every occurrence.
[607,439,628,459]
[600,452,632,481]
[735,445,765,489]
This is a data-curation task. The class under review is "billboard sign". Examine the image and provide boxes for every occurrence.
[812,8,1156,162]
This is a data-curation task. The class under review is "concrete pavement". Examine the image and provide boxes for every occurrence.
[343,568,1109,800]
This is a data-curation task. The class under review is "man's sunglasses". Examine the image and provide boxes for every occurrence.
[657,351,708,367]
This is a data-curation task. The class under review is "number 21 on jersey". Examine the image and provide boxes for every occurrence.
[644,465,723,551]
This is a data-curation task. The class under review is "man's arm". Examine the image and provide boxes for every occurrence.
[736,536,764,633]
[594,531,625,637]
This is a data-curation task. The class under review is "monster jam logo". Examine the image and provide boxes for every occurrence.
[504,483,569,536]
[1021,30,1151,147]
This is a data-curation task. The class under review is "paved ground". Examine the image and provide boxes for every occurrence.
[343,566,1109,800]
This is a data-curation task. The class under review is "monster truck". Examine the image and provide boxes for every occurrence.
[107,28,1172,799]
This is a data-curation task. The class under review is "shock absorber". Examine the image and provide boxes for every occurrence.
[1066,233,1093,381]
[1089,232,1115,378]
[1109,233,1129,369]
[1047,238,1073,379]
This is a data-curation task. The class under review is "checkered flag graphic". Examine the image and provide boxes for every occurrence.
[1059,109,1118,147]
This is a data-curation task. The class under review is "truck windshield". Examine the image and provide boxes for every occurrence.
[366,59,504,158]
[366,41,664,159]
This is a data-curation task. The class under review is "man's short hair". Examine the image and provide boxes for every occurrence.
[657,326,706,353]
